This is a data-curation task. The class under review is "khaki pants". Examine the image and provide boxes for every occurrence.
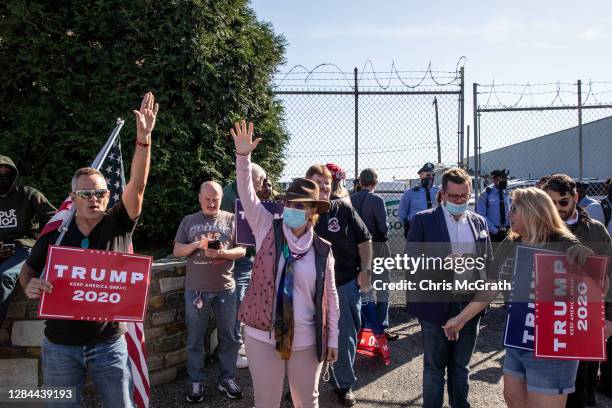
[245,334,323,408]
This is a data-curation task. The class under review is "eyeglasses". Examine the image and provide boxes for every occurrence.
[73,189,109,200]
[285,202,314,210]
[445,193,470,201]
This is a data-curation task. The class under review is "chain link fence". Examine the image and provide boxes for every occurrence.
[273,61,466,258]
[472,81,612,204]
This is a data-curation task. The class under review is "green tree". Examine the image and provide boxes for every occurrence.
[0,0,287,252]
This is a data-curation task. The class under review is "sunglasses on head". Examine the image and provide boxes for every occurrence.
[73,189,109,200]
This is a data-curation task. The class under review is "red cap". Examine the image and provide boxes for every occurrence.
[326,163,346,181]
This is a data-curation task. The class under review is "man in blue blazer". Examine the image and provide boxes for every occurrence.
[406,167,493,408]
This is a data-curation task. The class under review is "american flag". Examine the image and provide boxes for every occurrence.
[40,128,151,408]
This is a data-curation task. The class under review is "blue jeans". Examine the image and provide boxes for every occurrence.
[420,316,480,408]
[0,247,31,323]
[503,347,579,395]
[42,336,133,408]
[331,279,362,389]
[185,288,239,383]
[233,256,253,344]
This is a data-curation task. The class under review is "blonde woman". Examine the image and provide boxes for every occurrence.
[231,120,339,408]
[443,187,593,408]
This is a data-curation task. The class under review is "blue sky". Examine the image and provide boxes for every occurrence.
[250,0,612,181]
[251,0,612,87]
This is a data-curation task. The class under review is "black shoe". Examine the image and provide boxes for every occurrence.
[335,387,356,406]
[596,384,612,398]
[218,378,243,399]
[186,382,204,404]
[586,390,597,407]
[385,330,399,341]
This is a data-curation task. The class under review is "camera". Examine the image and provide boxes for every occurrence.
[207,240,221,250]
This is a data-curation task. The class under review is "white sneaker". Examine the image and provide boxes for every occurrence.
[239,344,246,356]
[236,355,249,369]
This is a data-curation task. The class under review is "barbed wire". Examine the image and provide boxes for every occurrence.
[285,142,439,157]
[273,57,465,90]
[477,79,612,109]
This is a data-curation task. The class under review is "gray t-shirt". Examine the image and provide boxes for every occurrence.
[175,210,237,292]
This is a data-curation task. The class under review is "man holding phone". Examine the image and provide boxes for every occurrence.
[173,180,246,403]
[0,155,56,327]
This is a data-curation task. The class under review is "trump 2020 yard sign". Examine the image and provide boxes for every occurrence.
[38,246,152,322]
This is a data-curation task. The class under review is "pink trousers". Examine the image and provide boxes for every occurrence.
[245,334,324,408]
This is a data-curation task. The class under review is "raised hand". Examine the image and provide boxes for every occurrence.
[133,92,159,144]
[230,120,261,156]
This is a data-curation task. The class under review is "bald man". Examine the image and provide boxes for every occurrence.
[174,181,246,402]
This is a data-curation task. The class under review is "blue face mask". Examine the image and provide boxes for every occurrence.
[445,201,468,216]
[283,207,308,229]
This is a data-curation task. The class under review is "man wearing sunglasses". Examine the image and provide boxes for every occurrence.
[0,155,56,328]
[18,92,159,407]
[542,174,612,408]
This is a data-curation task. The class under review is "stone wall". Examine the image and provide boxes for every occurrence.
[0,257,215,388]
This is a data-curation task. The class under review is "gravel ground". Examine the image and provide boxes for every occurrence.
[81,298,612,408]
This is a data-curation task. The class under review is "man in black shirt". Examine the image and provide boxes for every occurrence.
[350,167,399,341]
[306,163,372,407]
[0,155,56,326]
[19,92,159,407]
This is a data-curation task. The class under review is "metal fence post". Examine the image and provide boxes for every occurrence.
[459,66,465,166]
[354,67,359,179]
[577,79,583,180]
[472,83,480,199]
[434,97,441,164]
[466,124,470,171]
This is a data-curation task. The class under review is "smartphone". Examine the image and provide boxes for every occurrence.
[207,240,221,250]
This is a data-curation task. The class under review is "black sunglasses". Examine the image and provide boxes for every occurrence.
[551,198,571,207]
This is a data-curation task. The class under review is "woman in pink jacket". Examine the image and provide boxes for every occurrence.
[231,120,340,408]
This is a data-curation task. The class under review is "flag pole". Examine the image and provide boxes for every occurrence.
[54,118,125,246]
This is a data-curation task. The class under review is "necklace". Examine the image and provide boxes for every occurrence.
[75,218,91,249]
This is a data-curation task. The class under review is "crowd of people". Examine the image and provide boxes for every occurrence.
[1,101,611,407]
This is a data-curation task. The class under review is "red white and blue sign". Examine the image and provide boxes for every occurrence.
[503,246,563,351]
[534,253,608,360]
